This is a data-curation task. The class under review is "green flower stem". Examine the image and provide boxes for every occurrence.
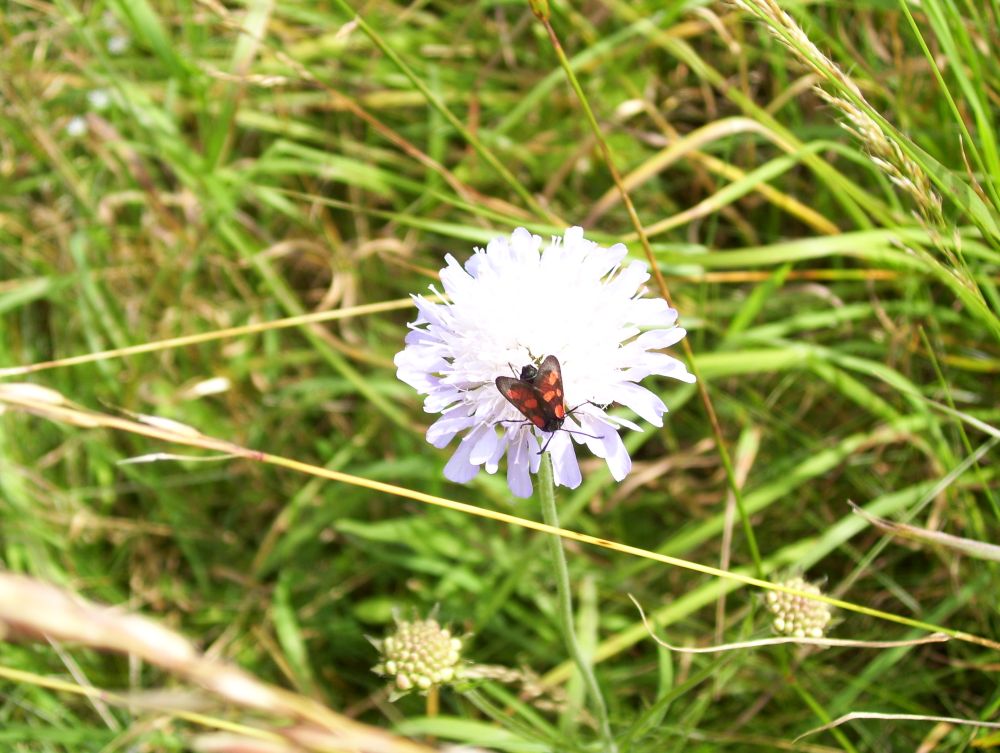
[538,453,615,752]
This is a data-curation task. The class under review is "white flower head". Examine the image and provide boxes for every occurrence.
[87,89,112,111]
[370,616,464,698]
[765,576,833,639]
[107,35,130,55]
[394,227,695,498]
[65,116,88,138]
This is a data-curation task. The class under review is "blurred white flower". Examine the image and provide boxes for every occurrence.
[107,35,130,54]
[87,89,111,111]
[395,227,694,498]
[65,116,88,137]
[101,11,130,54]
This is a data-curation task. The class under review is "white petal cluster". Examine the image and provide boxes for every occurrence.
[765,577,832,639]
[394,227,694,498]
[372,618,463,693]
[66,116,88,138]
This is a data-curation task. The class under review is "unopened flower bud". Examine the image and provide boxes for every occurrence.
[765,576,832,639]
[372,617,464,695]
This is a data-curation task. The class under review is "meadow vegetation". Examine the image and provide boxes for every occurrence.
[1,0,999,751]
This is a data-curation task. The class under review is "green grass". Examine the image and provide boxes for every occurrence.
[1,0,999,751]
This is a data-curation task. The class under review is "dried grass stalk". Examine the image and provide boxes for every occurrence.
[0,574,434,753]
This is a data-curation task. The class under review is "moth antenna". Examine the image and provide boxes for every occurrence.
[566,399,605,414]
[537,428,604,454]
[566,429,603,440]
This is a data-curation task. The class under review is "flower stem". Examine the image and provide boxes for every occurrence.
[537,453,615,752]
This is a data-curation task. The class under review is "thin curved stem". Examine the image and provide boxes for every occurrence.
[538,453,616,752]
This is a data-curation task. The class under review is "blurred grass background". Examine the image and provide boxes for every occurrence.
[1,0,999,750]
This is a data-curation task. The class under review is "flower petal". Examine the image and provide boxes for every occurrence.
[628,297,677,327]
[549,432,582,489]
[470,427,500,465]
[506,432,534,498]
[598,411,643,432]
[612,382,668,426]
[425,408,475,447]
[601,430,632,481]
[578,414,631,481]
[443,430,484,483]
[623,351,695,383]
[485,432,508,473]
[629,327,686,350]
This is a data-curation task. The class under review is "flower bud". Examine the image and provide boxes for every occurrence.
[765,576,832,639]
[372,617,464,695]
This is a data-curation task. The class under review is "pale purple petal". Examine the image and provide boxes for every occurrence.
[507,432,534,498]
[396,367,439,394]
[628,327,686,350]
[412,294,449,327]
[485,432,508,473]
[628,297,676,326]
[578,414,613,457]
[426,409,476,448]
[528,439,542,473]
[438,254,473,293]
[612,382,668,426]
[443,431,483,483]
[511,227,539,256]
[424,386,465,413]
[470,427,500,465]
[622,351,695,383]
[606,260,649,297]
[402,328,437,347]
[575,414,631,480]
[598,412,643,432]
[549,432,582,489]
[601,429,632,481]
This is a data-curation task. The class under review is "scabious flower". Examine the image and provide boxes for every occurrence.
[371,616,464,697]
[765,576,833,639]
[394,227,694,498]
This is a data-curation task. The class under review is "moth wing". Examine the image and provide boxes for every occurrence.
[496,376,542,407]
[534,355,565,396]
[536,355,562,382]
[495,375,524,403]
[529,355,565,425]
[496,376,548,427]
